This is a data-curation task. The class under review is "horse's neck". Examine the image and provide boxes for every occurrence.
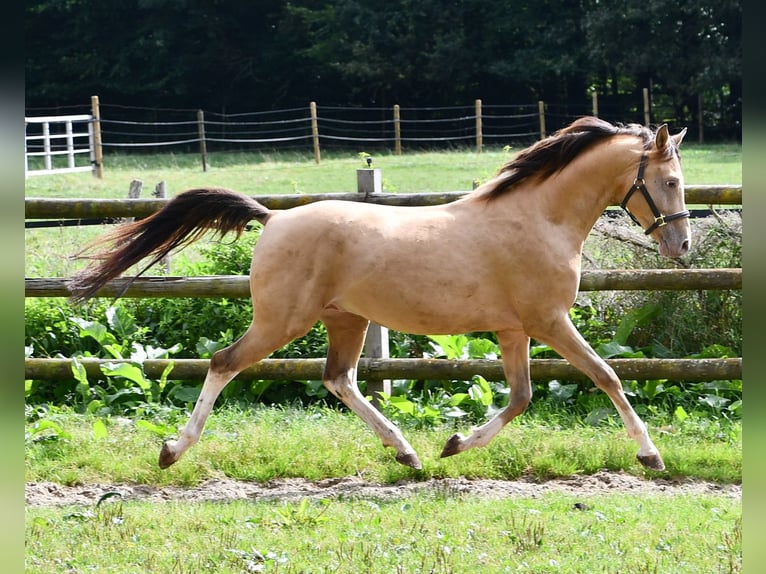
[533,140,639,232]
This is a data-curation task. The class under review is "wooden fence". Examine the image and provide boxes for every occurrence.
[24,183,742,384]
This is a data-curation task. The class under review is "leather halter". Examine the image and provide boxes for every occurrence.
[620,154,690,235]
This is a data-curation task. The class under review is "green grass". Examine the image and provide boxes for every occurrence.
[25,489,741,573]
[25,405,741,487]
[24,405,743,572]
[24,144,741,201]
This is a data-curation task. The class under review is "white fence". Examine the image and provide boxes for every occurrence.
[25,114,96,177]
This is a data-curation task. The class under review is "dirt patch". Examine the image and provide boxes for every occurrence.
[25,471,741,508]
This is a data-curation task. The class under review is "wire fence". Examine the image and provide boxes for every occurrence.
[25,91,678,175]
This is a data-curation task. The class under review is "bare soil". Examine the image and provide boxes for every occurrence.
[25,471,741,508]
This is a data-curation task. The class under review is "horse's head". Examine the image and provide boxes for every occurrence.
[621,125,691,258]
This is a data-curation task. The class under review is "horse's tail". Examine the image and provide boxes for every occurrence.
[66,188,271,303]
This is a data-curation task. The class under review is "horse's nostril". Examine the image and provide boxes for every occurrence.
[681,239,690,254]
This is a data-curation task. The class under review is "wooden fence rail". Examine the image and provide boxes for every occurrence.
[24,185,742,220]
[25,357,741,383]
[25,269,742,299]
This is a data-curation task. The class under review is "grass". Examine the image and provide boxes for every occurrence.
[25,405,741,487]
[25,488,741,573]
[24,144,741,200]
[24,405,743,572]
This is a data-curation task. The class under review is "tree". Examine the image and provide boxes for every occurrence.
[583,0,741,134]
[25,0,740,138]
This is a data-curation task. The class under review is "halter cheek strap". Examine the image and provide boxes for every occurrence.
[620,155,690,235]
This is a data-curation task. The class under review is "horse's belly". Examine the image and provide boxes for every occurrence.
[334,286,519,335]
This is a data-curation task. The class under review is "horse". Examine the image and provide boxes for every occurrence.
[67,116,690,472]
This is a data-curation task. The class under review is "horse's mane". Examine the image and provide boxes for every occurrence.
[479,116,674,200]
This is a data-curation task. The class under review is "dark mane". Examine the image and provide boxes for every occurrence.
[480,117,659,200]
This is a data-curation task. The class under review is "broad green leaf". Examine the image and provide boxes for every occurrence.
[614,304,660,345]
[427,334,468,359]
[170,385,201,403]
[467,338,500,359]
[70,356,89,386]
[101,362,150,390]
[596,341,640,359]
[92,419,108,440]
[674,405,689,422]
[106,305,138,339]
[135,419,176,437]
[71,317,117,347]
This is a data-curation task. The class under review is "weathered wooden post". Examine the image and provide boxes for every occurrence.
[154,181,171,274]
[393,104,402,155]
[643,88,651,126]
[475,98,483,153]
[90,95,104,179]
[124,179,143,224]
[197,110,208,172]
[592,91,599,117]
[538,100,546,139]
[357,165,391,408]
[127,179,143,199]
[310,101,321,164]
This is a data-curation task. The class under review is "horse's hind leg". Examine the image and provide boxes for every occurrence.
[534,315,665,471]
[158,321,306,469]
[321,309,421,469]
[441,329,532,458]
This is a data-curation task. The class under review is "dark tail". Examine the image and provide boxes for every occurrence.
[66,188,271,303]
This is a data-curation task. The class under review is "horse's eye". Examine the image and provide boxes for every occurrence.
[666,180,678,189]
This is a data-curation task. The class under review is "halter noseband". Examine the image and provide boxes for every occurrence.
[620,155,690,235]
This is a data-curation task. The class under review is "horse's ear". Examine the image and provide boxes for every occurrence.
[671,127,688,147]
[654,124,669,149]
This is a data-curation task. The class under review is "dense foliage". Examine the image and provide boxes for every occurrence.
[26,0,741,139]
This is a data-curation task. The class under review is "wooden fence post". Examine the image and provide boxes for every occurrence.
[90,95,104,179]
[197,110,208,172]
[475,99,483,153]
[124,179,143,224]
[154,181,171,274]
[592,91,599,117]
[393,104,402,155]
[357,167,391,407]
[538,100,546,139]
[128,179,143,199]
[643,88,651,126]
[310,101,321,164]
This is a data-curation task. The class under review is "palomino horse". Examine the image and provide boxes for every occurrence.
[68,117,690,472]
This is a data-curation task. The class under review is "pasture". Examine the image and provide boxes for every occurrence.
[25,144,742,572]
[25,406,741,573]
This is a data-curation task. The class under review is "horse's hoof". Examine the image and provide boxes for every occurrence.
[396,451,422,470]
[637,452,666,471]
[440,433,465,458]
[158,442,178,469]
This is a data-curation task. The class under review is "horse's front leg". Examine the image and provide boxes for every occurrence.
[441,329,532,457]
[534,315,665,471]
[321,310,421,469]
